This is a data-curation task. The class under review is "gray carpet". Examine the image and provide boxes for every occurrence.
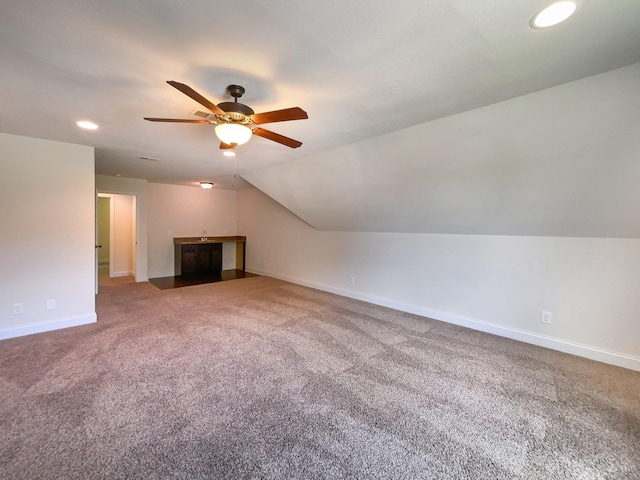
[1,275,639,479]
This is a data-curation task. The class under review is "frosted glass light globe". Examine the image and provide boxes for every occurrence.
[215,123,252,146]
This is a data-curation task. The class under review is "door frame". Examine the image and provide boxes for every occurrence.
[96,190,139,284]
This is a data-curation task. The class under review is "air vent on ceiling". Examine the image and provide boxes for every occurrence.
[191,109,216,121]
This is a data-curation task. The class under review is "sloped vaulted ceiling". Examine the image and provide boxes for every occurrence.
[244,63,640,237]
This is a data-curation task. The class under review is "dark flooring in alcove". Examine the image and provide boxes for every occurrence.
[149,269,259,290]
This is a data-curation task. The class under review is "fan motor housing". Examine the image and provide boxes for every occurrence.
[217,84,254,119]
[217,101,254,117]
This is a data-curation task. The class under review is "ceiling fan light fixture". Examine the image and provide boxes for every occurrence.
[145,81,306,149]
[530,1,578,29]
[200,182,214,189]
[215,123,252,146]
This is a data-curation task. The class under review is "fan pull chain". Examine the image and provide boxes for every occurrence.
[232,154,237,189]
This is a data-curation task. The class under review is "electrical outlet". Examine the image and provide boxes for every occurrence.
[541,311,552,324]
[46,299,56,310]
[13,303,24,315]
[168,230,173,236]
[349,275,356,285]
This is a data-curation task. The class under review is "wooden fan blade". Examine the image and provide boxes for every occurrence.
[219,142,237,149]
[144,117,212,124]
[166,81,225,115]
[251,107,308,125]
[253,127,302,148]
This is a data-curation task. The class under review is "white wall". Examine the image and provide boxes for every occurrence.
[95,175,148,282]
[146,183,237,278]
[238,186,640,371]
[0,133,96,338]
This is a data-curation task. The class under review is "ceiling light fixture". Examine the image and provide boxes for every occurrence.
[530,1,578,29]
[76,120,99,130]
[214,123,252,146]
[200,182,214,189]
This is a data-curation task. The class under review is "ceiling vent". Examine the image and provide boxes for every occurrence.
[191,109,216,121]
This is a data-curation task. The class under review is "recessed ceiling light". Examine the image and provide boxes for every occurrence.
[530,1,578,29]
[223,150,236,157]
[76,120,99,130]
[200,182,214,189]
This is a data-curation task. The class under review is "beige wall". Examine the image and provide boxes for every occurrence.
[146,183,237,278]
[0,133,96,338]
[238,186,640,371]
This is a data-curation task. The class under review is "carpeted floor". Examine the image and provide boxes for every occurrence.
[1,275,639,479]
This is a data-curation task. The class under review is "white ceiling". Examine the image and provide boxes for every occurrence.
[1,1,640,235]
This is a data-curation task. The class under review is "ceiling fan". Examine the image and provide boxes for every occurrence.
[144,81,308,149]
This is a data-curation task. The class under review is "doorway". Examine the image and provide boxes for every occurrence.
[96,193,136,286]
[97,196,111,280]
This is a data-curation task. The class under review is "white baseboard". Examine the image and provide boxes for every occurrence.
[111,270,134,278]
[249,269,640,372]
[0,313,97,340]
